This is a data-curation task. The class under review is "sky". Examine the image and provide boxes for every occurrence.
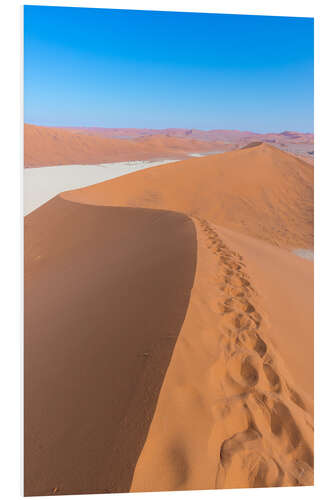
[24,6,314,133]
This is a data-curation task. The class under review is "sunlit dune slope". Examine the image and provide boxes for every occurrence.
[130,219,313,492]
[63,143,313,249]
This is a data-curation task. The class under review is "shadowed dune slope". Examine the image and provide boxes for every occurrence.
[24,197,197,496]
[63,143,313,250]
[240,141,263,149]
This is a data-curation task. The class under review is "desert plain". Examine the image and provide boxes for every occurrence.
[24,125,314,495]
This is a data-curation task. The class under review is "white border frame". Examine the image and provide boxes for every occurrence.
[1,1,333,499]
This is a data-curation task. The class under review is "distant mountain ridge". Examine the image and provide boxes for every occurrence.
[60,126,313,144]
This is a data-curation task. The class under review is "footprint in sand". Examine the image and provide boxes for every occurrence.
[270,400,301,451]
[200,218,313,488]
[238,330,267,358]
[226,351,260,389]
[285,383,306,411]
[263,363,281,392]
[218,425,284,488]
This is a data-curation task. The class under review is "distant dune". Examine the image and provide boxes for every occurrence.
[24,124,314,167]
[25,143,313,494]
[24,124,231,167]
[65,125,314,144]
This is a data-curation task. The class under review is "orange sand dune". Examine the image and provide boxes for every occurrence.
[25,143,313,493]
[63,143,313,250]
[61,143,313,491]
[24,197,197,496]
[132,133,227,152]
[24,124,230,167]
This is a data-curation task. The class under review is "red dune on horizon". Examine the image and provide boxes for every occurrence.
[62,125,314,143]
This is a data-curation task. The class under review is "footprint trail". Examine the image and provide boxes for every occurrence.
[197,218,314,489]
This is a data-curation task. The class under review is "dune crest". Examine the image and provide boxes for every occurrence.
[63,143,313,250]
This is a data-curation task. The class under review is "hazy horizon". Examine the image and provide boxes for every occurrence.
[24,6,314,133]
[25,122,314,135]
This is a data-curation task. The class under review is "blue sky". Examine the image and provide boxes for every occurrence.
[24,6,314,133]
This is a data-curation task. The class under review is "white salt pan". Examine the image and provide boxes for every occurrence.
[24,159,180,215]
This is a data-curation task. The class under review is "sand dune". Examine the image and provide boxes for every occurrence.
[24,197,197,496]
[63,143,313,250]
[24,124,229,167]
[25,143,313,494]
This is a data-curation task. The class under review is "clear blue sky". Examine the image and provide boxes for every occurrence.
[24,6,314,133]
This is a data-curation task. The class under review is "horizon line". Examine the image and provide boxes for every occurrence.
[24,122,314,135]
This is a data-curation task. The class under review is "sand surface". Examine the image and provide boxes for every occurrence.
[131,219,313,492]
[24,159,179,215]
[24,197,197,496]
[215,225,313,398]
[24,124,230,167]
[25,143,313,494]
[63,143,314,250]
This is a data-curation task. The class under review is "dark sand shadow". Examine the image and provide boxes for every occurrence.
[24,197,197,496]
